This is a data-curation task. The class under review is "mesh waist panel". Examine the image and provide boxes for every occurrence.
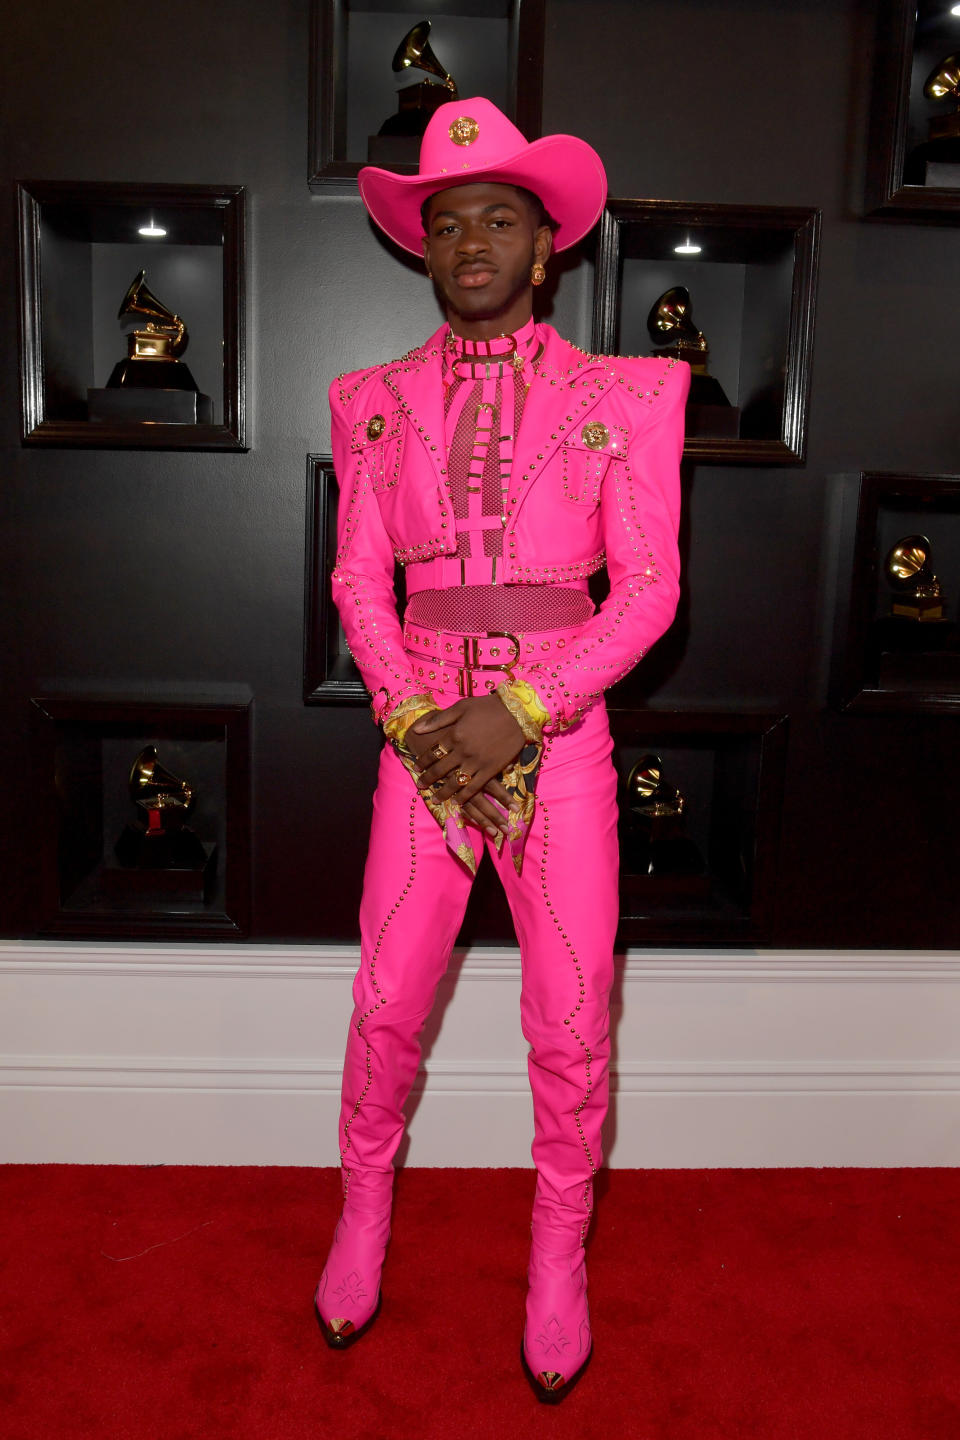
[405,584,594,633]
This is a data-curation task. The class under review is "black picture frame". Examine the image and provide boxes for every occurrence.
[865,0,960,222]
[17,180,246,449]
[308,0,545,190]
[29,693,252,937]
[609,709,788,945]
[833,472,960,714]
[593,200,820,465]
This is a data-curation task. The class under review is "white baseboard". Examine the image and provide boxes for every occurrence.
[2,942,960,1167]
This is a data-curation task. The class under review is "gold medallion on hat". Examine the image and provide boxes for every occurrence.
[581,421,610,450]
[366,414,386,441]
[449,116,479,146]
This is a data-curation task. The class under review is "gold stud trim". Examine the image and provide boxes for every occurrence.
[341,795,419,1170]
[536,783,597,1181]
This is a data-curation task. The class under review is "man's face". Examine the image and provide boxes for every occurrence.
[421,182,552,336]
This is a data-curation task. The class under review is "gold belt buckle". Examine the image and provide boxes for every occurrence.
[458,631,521,696]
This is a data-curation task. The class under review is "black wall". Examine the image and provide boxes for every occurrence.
[2,0,959,944]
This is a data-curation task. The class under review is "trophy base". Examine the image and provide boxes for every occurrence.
[624,832,706,878]
[688,372,731,407]
[872,615,956,647]
[890,598,946,621]
[106,833,218,902]
[367,133,421,166]
[88,388,214,424]
[903,138,960,187]
[928,114,960,142]
[652,362,738,435]
[114,822,209,870]
[369,80,453,164]
[105,358,199,391]
[870,618,959,690]
[685,403,741,438]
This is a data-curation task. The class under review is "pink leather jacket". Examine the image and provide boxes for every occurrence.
[330,322,690,731]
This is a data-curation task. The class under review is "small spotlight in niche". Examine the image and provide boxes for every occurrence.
[138,217,167,238]
[674,236,702,256]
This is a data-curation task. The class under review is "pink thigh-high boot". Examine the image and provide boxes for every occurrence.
[493,703,619,1401]
[315,740,474,1346]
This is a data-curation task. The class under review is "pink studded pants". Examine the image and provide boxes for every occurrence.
[337,692,619,1241]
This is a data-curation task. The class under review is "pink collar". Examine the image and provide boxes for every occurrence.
[443,316,541,385]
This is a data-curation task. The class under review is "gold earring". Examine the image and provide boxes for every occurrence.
[425,260,433,279]
[530,262,546,286]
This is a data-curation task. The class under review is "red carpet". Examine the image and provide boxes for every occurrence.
[1,1165,959,1439]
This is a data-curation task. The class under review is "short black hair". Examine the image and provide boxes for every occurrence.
[420,183,558,235]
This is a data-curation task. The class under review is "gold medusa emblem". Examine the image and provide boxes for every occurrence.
[581,421,611,450]
[448,116,479,146]
[366,414,386,441]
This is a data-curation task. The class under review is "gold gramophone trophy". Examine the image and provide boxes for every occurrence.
[925,55,960,141]
[368,19,459,165]
[108,271,197,389]
[647,287,738,436]
[87,270,213,424]
[870,532,959,678]
[885,535,945,621]
[903,53,960,186]
[624,754,704,877]
[114,746,211,877]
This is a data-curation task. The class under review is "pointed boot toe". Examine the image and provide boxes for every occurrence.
[314,1201,391,1350]
[521,1240,592,1403]
[520,1336,593,1404]
[315,1288,383,1350]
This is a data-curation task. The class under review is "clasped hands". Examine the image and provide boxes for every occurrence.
[406,696,526,839]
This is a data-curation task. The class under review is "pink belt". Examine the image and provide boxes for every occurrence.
[403,622,577,698]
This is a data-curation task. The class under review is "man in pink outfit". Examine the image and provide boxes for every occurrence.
[315,96,689,1402]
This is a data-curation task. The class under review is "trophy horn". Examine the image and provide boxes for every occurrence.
[629,754,663,802]
[885,535,933,590]
[391,19,458,95]
[128,746,193,811]
[647,287,707,352]
[924,54,960,104]
[118,270,187,357]
[627,754,685,818]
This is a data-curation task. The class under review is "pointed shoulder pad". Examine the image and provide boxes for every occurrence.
[332,357,397,409]
[331,335,444,408]
[608,352,690,402]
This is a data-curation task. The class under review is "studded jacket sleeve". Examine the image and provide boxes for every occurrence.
[513,358,690,730]
[328,376,424,726]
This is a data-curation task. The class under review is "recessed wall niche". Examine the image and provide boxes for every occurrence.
[593,200,820,464]
[17,181,246,449]
[610,709,788,945]
[29,694,252,937]
[308,0,545,188]
[833,472,960,713]
[866,0,960,220]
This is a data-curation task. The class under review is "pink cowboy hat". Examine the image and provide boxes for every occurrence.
[358,96,607,256]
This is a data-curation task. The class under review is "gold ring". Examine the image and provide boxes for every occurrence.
[456,769,472,786]
[432,742,449,760]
